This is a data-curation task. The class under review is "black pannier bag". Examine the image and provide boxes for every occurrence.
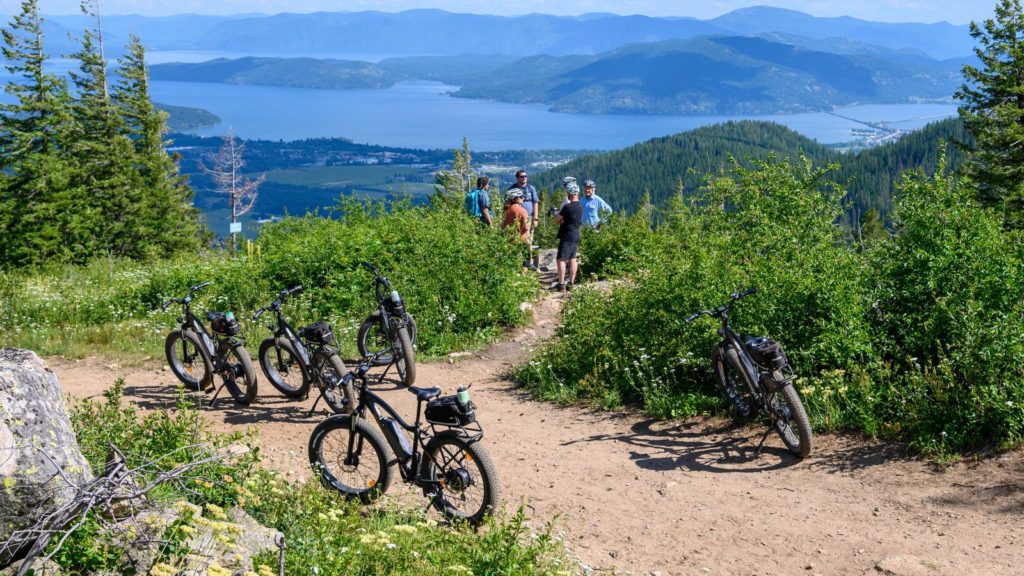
[301,321,335,345]
[747,337,787,370]
[207,312,241,336]
[425,395,476,427]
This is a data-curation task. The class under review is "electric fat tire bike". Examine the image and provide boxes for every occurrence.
[308,353,500,526]
[355,262,417,386]
[254,285,355,415]
[686,287,814,458]
[162,281,258,405]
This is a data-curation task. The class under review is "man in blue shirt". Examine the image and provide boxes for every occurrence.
[580,180,612,229]
[508,169,540,270]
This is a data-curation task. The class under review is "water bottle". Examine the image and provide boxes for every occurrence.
[225,311,235,321]
[390,290,401,304]
[456,386,470,409]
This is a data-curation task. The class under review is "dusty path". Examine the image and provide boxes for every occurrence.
[48,290,1024,576]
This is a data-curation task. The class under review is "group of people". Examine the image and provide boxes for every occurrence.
[465,170,613,292]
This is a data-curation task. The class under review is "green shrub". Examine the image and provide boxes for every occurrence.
[519,157,877,421]
[0,200,537,359]
[867,166,1024,453]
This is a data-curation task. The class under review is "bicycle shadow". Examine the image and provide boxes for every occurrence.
[123,383,334,424]
[564,417,804,473]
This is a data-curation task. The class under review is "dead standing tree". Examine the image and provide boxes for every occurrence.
[200,129,264,250]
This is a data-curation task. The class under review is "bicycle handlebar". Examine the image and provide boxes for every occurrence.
[686,287,758,323]
[161,281,211,312]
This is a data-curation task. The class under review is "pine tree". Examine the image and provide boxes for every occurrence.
[432,137,475,209]
[0,0,78,266]
[112,34,205,256]
[68,0,140,259]
[956,0,1024,228]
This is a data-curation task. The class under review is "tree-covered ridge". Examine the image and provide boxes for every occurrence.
[453,36,962,115]
[149,57,403,90]
[531,118,969,226]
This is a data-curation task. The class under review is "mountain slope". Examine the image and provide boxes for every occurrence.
[533,118,969,226]
[149,57,402,89]
[454,36,961,114]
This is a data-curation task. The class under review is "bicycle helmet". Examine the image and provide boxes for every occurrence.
[565,182,580,195]
[506,188,525,202]
[561,176,577,187]
[583,179,596,188]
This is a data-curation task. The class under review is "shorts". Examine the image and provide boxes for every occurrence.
[556,239,578,262]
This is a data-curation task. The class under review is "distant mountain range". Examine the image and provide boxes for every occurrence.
[42,6,975,61]
[149,34,962,115]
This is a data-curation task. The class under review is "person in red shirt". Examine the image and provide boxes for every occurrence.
[502,188,530,267]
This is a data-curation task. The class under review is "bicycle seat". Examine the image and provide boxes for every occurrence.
[408,386,441,401]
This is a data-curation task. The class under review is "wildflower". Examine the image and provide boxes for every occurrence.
[205,503,227,520]
[393,524,417,534]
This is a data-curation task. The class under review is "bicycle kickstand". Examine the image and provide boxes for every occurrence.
[306,388,326,417]
[207,380,229,408]
[754,427,773,455]
[376,361,394,385]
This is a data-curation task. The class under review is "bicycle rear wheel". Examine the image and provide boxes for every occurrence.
[222,343,258,405]
[309,416,393,503]
[165,329,212,391]
[316,352,354,414]
[770,384,814,458]
[418,431,500,526]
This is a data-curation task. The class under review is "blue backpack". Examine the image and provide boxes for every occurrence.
[464,189,483,219]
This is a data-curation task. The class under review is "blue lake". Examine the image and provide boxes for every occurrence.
[148,79,957,151]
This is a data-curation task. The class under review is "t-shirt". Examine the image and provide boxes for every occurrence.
[508,183,539,218]
[501,203,529,241]
[557,201,583,242]
[581,194,612,228]
[475,188,491,225]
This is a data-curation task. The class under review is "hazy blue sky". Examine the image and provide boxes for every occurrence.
[0,1,994,25]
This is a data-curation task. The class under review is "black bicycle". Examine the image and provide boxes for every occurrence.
[686,287,814,458]
[308,353,499,526]
[254,285,354,415]
[162,281,258,405]
[356,262,417,386]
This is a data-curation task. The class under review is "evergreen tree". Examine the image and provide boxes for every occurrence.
[956,0,1024,228]
[112,34,204,255]
[0,0,78,266]
[67,0,141,259]
[432,137,475,209]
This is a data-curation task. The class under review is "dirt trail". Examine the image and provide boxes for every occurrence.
[48,289,1023,576]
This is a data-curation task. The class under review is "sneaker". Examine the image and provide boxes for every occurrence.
[556,283,566,292]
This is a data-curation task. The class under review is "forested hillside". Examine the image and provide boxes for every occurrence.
[533,118,969,226]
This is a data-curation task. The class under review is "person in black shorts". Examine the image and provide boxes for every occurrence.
[554,179,582,292]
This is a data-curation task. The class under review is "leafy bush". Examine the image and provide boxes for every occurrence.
[0,200,537,359]
[867,166,1024,453]
[519,157,876,420]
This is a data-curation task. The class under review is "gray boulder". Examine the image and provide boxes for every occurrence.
[0,349,94,566]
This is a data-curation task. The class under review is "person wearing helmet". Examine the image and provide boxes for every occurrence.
[507,170,540,270]
[501,187,530,245]
[553,178,583,292]
[581,179,613,229]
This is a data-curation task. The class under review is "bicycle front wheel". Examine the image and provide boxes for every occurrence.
[357,313,393,366]
[309,416,393,503]
[394,325,416,387]
[165,329,212,391]
[418,432,500,526]
[258,337,309,398]
[770,384,814,458]
[713,344,754,418]
[222,343,258,405]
